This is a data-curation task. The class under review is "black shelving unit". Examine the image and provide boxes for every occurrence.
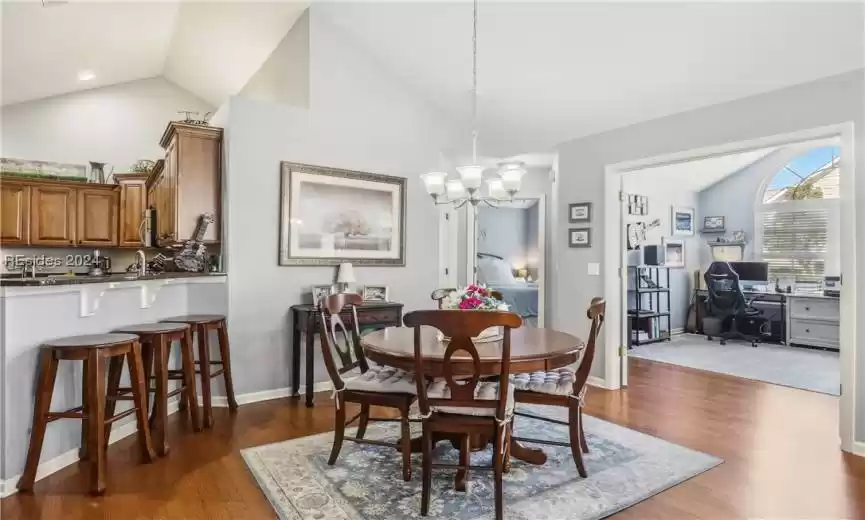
[628,266,672,347]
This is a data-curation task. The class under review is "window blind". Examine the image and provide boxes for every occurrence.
[760,209,828,282]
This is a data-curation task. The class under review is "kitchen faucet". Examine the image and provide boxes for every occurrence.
[135,250,147,276]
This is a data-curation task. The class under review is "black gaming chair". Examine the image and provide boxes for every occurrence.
[703,261,770,347]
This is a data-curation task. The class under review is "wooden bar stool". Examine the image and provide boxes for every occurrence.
[161,315,237,428]
[17,334,155,495]
[111,322,201,456]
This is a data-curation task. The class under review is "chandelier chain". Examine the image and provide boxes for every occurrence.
[471,0,478,163]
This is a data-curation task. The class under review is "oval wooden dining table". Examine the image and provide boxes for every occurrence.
[362,325,585,490]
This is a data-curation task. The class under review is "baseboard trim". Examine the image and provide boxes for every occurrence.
[851,441,865,457]
[586,376,611,389]
[201,381,334,408]
[1,400,181,499]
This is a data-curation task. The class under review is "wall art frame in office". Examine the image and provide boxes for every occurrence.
[662,237,685,268]
[568,202,592,223]
[279,161,407,266]
[627,194,648,216]
[568,228,592,248]
[671,205,695,236]
[702,215,725,231]
[362,285,390,302]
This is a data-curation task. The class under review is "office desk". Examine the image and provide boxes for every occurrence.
[694,290,840,350]
[289,302,404,407]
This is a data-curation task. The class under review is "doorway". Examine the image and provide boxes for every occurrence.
[604,123,856,453]
[473,197,546,327]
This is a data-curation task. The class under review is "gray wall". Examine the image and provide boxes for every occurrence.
[222,9,458,395]
[477,206,529,270]
[551,70,864,395]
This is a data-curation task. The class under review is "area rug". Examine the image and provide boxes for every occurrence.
[630,333,840,396]
[241,404,721,519]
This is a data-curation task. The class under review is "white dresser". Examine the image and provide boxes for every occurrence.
[786,295,840,350]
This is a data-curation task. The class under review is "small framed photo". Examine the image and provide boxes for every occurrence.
[568,202,592,223]
[662,238,685,268]
[311,284,334,307]
[362,285,389,302]
[568,228,592,248]
[703,215,725,231]
[731,230,746,243]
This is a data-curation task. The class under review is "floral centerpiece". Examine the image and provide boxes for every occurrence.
[440,284,509,342]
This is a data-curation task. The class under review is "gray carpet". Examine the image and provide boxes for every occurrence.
[242,404,721,520]
[630,334,840,395]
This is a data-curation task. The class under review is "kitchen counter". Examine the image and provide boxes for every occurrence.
[0,271,226,287]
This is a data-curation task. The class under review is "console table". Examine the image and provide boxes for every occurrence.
[290,301,404,407]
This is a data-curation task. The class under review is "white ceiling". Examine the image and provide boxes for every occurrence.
[1,1,308,107]
[1,2,180,106]
[623,147,778,192]
[318,1,865,156]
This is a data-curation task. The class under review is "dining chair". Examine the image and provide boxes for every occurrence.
[319,293,417,481]
[404,309,522,520]
[510,297,605,477]
[430,288,456,308]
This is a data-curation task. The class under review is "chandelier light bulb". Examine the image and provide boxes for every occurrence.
[486,178,506,199]
[421,171,448,196]
[446,179,467,199]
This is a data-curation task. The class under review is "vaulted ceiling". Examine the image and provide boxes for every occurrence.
[3,1,863,158]
[317,1,865,156]
[623,147,778,193]
[1,1,308,107]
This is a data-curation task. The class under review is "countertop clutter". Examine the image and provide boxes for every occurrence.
[0,271,226,287]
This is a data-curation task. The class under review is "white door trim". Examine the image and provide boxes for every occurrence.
[603,122,857,454]
[438,206,459,288]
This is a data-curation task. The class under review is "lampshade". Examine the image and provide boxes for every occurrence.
[420,171,447,196]
[456,164,484,190]
[499,162,525,192]
[486,178,506,199]
[337,262,355,283]
[446,179,466,199]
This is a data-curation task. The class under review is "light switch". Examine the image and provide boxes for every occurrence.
[587,262,600,276]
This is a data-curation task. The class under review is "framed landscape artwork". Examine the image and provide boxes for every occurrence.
[279,162,407,266]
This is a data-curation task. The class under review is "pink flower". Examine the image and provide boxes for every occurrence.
[459,296,483,310]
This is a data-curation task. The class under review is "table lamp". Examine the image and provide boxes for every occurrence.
[337,262,355,293]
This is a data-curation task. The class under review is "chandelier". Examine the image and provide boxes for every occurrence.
[420,0,525,208]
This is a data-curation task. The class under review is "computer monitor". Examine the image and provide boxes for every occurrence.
[729,261,769,283]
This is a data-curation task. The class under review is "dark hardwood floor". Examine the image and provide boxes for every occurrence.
[3,357,864,519]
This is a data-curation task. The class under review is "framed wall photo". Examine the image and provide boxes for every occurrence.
[662,238,685,268]
[568,202,592,223]
[703,215,725,231]
[279,162,407,266]
[362,285,389,302]
[671,205,695,236]
[568,228,592,248]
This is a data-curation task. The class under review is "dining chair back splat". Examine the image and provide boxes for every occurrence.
[403,309,522,520]
[511,297,606,478]
[319,292,416,482]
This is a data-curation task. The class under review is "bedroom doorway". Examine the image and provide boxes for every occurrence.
[474,197,546,327]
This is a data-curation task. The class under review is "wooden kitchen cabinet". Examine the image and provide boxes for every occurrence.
[115,172,149,247]
[30,184,77,246]
[0,181,30,244]
[158,122,222,245]
[77,186,119,246]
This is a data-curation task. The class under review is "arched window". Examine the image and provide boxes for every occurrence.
[757,146,840,282]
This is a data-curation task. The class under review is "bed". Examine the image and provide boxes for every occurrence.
[476,253,539,325]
